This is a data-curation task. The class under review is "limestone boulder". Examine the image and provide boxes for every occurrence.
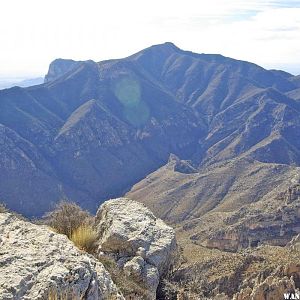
[95,198,177,299]
[0,213,123,300]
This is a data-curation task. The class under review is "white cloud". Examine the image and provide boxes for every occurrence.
[0,0,299,76]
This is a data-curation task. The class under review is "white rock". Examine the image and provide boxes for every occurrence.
[95,198,177,299]
[123,256,145,277]
[142,264,160,290]
[0,213,123,300]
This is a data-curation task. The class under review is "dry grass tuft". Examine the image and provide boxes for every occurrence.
[70,224,98,254]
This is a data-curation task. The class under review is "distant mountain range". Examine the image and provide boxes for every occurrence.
[0,77,44,89]
[0,41,299,248]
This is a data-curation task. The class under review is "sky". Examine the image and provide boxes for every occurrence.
[1,0,300,78]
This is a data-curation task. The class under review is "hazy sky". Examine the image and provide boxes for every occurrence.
[1,0,300,77]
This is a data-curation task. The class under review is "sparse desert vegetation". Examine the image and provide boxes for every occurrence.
[70,224,98,253]
[43,200,98,254]
[43,200,94,237]
[98,255,149,300]
[0,202,7,213]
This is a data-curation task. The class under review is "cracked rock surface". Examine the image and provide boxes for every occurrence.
[95,198,177,299]
[0,213,123,300]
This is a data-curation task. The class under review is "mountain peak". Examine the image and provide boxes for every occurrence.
[44,58,81,83]
[146,42,181,54]
[129,42,181,60]
[154,41,180,50]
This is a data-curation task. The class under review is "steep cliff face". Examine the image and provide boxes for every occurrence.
[232,236,300,300]
[44,59,81,83]
[201,183,300,252]
[165,235,300,299]
[0,212,123,300]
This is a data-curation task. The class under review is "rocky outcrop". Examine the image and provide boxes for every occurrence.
[234,276,298,300]
[0,213,123,300]
[44,58,81,83]
[233,266,300,300]
[232,236,300,300]
[282,184,300,204]
[168,154,198,174]
[167,233,300,300]
[95,198,177,299]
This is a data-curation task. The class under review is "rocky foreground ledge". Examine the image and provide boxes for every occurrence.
[0,198,177,300]
[0,212,123,300]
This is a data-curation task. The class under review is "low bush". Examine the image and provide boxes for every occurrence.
[43,200,94,238]
[0,203,7,213]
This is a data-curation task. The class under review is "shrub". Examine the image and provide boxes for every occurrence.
[70,224,98,254]
[0,202,27,220]
[0,203,7,213]
[43,200,94,238]
[157,262,209,300]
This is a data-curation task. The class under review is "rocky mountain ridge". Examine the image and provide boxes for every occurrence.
[0,43,207,216]
[1,42,300,298]
[1,43,300,218]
